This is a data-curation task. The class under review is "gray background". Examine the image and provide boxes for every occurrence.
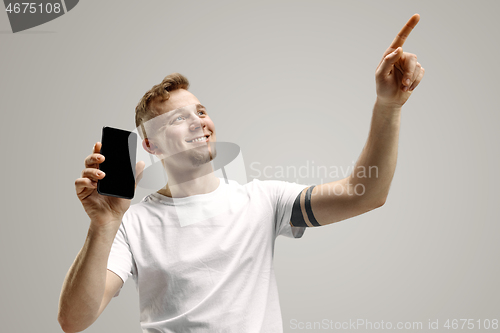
[1,0,499,332]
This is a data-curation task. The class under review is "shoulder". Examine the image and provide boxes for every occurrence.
[242,178,309,199]
[241,178,279,194]
[121,195,158,225]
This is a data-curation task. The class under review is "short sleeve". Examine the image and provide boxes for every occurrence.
[107,220,134,297]
[260,180,309,239]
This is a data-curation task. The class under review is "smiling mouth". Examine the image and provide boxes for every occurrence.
[186,135,209,143]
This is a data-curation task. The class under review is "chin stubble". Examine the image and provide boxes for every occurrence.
[189,143,217,167]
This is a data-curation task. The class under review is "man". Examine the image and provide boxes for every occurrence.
[58,14,424,333]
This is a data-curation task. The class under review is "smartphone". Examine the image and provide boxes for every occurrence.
[97,126,137,199]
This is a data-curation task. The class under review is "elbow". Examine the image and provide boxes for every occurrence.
[58,319,74,333]
[358,191,387,211]
[57,310,66,331]
[375,196,387,208]
[369,195,387,209]
[58,304,72,332]
[57,299,99,333]
[58,309,99,333]
[58,313,82,333]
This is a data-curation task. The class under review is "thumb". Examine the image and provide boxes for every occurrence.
[134,160,145,189]
[378,47,403,76]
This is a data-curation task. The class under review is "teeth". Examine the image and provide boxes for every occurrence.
[189,136,207,143]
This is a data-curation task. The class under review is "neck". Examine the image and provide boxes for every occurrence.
[158,163,220,198]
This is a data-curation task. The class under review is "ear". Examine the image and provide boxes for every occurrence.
[142,138,158,155]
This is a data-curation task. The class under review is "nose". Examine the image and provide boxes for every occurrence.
[189,114,205,132]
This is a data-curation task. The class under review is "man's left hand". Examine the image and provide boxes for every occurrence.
[375,13,425,108]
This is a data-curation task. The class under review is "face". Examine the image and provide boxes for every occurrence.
[143,89,217,169]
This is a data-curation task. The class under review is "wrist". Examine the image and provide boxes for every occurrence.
[374,98,403,119]
[375,97,403,111]
[89,217,122,235]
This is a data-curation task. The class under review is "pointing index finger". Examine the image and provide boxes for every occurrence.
[389,13,420,50]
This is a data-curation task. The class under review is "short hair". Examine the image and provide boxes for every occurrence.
[135,73,190,139]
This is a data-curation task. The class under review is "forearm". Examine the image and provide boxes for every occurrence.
[348,98,402,205]
[58,222,119,332]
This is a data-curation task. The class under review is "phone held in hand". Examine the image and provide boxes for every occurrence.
[97,126,137,199]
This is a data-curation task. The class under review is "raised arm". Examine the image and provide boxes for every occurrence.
[58,142,144,332]
[291,14,425,227]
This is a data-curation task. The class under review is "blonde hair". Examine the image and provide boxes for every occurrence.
[135,73,190,139]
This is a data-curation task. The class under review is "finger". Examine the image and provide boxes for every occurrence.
[84,153,105,168]
[85,142,103,168]
[409,67,425,91]
[409,62,422,86]
[75,177,97,194]
[401,53,418,87]
[81,168,106,182]
[403,64,420,92]
[134,161,145,189]
[388,14,420,51]
[376,47,403,77]
[93,142,102,154]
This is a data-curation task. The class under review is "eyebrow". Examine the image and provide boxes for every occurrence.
[164,104,206,120]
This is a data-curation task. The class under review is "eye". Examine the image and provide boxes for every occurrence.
[174,115,184,122]
[198,110,206,116]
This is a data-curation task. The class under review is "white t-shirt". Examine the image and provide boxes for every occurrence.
[107,178,308,333]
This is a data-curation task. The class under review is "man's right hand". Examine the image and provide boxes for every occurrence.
[75,142,145,228]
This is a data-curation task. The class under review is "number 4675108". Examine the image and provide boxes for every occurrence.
[5,2,62,14]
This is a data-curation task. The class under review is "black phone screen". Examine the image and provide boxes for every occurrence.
[97,127,137,199]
